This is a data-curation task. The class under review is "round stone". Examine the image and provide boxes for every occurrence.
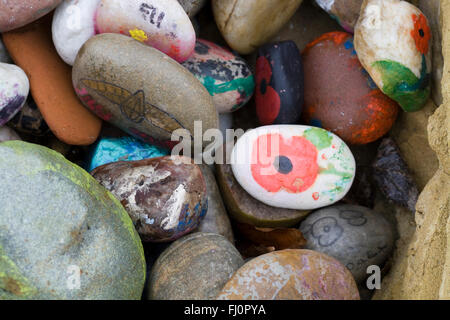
[299,204,395,283]
[217,249,360,300]
[53,0,195,65]
[182,39,255,113]
[354,0,432,112]
[86,135,169,172]
[91,156,208,242]
[256,40,304,125]
[302,31,399,145]
[73,33,218,149]
[0,0,63,32]
[231,125,356,210]
[0,141,145,299]
[212,0,304,54]
[314,0,363,32]
[0,62,29,126]
[148,233,244,300]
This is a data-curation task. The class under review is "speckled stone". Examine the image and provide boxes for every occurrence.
[0,62,29,126]
[92,156,208,242]
[73,33,218,149]
[148,232,244,300]
[0,0,63,32]
[212,0,304,54]
[195,165,234,243]
[0,141,146,299]
[217,249,360,300]
[299,204,395,283]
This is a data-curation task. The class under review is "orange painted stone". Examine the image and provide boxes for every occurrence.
[217,249,360,300]
[2,15,101,146]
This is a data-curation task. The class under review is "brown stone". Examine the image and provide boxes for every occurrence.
[0,0,62,32]
[148,232,244,300]
[2,15,101,146]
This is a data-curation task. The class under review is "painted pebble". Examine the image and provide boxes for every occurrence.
[87,135,169,172]
[182,39,255,114]
[212,0,304,54]
[256,40,304,125]
[231,125,356,210]
[302,32,399,145]
[91,156,208,242]
[315,0,363,32]
[217,249,360,300]
[0,141,145,299]
[178,0,208,17]
[195,165,234,243]
[148,233,244,300]
[0,126,21,142]
[53,0,195,65]
[0,62,29,126]
[0,0,63,32]
[8,97,49,136]
[73,33,218,149]
[354,0,432,112]
[299,204,395,283]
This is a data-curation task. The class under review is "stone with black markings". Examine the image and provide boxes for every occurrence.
[91,156,208,242]
[299,204,394,283]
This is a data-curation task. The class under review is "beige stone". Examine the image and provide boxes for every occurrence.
[212,0,303,54]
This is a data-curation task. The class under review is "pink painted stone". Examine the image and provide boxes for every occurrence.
[0,0,63,32]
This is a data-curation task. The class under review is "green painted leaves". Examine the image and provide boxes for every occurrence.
[304,127,332,150]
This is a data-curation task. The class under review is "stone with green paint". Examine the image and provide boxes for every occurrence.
[231,125,356,210]
[0,141,146,299]
[182,39,255,114]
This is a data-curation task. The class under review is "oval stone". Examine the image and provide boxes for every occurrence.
[0,0,63,32]
[231,125,356,210]
[86,136,169,172]
[256,40,304,125]
[299,204,395,283]
[217,249,360,300]
[182,39,255,114]
[73,33,218,149]
[0,141,145,299]
[354,0,432,112]
[195,165,234,243]
[0,126,21,142]
[302,32,399,145]
[148,233,244,300]
[212,0,304,54]
[0,62,29,126]
[315,0,363,32]
[91,156,208,242]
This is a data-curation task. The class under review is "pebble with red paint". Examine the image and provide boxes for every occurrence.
[256,40,304,125]
[182,39,255,113]
[302,31,399,145]
[231,125,356,210]
[91,156,208,242]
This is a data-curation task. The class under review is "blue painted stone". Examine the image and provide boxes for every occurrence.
[87,136,169,172]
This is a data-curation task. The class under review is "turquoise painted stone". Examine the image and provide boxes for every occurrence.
[87,136,169,172]
[0,141,146,299]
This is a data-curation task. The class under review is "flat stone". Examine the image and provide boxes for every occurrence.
[302,32,399,145]
[92,156,208,242]
[73,33,218,149]
[2,16,102,146]
[148,233,243,299]
[299,204,395,283]
[0,0,62,32]
[182,39,255,114]
[212,0,304,54]
[354,0,432,112]
[231,125,356,210]
[0,141,145,299]
[217,249,360,300]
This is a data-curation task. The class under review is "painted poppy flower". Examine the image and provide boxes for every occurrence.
[251,133,319,193]
[255,56,281,125]
[411,13,431,55]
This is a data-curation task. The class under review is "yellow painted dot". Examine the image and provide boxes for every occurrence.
[129,29,148,42]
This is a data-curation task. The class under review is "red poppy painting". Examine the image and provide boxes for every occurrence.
[411,13,431,55]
